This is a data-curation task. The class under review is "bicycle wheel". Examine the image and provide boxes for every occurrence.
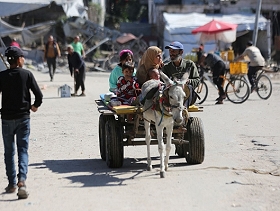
[256,74,272,100]
[195,81,208,104]
[225,78,249,104]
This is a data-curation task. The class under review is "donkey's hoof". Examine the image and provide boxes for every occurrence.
[147,166,152,171]
[160,171,165,178]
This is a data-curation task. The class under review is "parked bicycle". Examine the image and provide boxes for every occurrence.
[195,66,250,104]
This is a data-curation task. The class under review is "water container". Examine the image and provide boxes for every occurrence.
[227,50,235,61]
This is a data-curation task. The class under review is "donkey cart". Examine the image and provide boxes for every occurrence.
[95,96,205,169]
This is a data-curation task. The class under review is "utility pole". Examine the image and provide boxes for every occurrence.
[148,0,154,24]
[252,0,262,45]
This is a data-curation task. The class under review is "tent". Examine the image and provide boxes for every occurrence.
[163,12,269,57]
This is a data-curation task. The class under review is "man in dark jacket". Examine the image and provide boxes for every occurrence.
[67,45,86,96]
[162,41,200,107]
[0,46,43,199]
[201,53,226,104]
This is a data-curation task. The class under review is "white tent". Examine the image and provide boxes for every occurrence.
[163,12,269,56]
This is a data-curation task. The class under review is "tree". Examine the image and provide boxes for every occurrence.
[105,0,148,29]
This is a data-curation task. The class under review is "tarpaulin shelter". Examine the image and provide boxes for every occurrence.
[163,12,269,56]
[0,0,88,48]
[0,0,87,18]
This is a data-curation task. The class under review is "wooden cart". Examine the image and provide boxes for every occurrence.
[95,95,205,168]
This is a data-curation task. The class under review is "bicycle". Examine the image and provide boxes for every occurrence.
[195,66,250,104]
[237,68,273,100]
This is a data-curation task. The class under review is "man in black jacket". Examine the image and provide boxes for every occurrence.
[67,45,86,96]
[0,46,43,199]
[201,53,226,104]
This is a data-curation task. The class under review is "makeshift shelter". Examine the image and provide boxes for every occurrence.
[0,0,88,48]
[0,0,87,18]
[163,12,269,57]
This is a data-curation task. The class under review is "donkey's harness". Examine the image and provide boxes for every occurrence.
[143,82,184,126]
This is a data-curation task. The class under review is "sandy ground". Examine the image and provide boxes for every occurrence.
[0,65,279,211]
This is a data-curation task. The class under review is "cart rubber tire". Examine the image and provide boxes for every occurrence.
[184,117,205,164]
[105,119,124,168]
[99,114,115,161]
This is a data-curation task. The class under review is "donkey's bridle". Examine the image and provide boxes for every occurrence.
[157,83,185,125]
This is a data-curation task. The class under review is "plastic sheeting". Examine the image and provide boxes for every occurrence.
[0,0,87,18]
[163,12,268,55]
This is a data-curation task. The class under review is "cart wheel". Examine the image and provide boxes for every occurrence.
[184,117,205,164]
[105,118,124,168]
[99,114,115,161]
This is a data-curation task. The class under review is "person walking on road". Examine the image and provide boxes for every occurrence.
[44,35,61,81]
[235,41,265,93]
[67,45,86,96]
[71,35,85,59]
[0,46,43,199]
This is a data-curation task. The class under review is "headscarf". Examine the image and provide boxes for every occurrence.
[119,49,133,57]
[136,46,162,85]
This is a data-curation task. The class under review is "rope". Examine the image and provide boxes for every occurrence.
[158,104,164,126]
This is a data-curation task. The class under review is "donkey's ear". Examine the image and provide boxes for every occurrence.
[180,72,189,84]
[160,71,173,85]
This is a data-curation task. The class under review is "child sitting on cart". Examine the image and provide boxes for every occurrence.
[116,61,140,105]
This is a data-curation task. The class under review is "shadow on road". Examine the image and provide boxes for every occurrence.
[29,156,190,187]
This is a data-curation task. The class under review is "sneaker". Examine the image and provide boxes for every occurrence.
[17,181,29,199]
[215,95,226,101]
[5,184,17,193]
[251,86,257,93]
[71,93,77,97]
[79,93,86,97]
[215,100,223,105]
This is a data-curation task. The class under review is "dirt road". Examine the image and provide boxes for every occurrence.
[0,68,279,211]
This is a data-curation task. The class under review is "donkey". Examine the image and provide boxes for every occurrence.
[142,71,188,178]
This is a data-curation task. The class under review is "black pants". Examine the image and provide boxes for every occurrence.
[212,61,226,96]
[248,66,262,87]
[47,57,57,80]
[74,66,86,93]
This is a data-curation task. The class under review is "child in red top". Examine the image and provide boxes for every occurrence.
[116,62,140,105]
